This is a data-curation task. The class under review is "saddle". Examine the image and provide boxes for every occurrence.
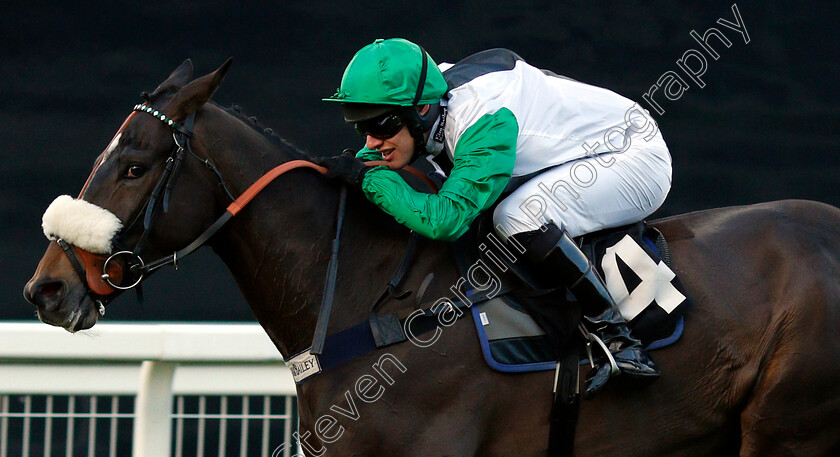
[451,215,691,374]
[445,211,693,457]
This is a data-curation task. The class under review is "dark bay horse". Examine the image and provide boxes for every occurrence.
[24,60,840,456]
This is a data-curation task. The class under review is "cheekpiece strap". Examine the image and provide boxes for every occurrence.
[133,104,192,136]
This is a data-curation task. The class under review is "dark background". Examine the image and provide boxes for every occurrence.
[3,1,838,322]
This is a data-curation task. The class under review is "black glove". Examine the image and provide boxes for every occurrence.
[315,149,371,187]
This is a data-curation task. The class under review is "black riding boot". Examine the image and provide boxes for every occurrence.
[511,223,659,398]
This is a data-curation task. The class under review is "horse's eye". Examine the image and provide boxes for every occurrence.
[125,165,147,179]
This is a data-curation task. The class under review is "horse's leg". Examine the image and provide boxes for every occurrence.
[738,277,840,456]
[644,201,840,456]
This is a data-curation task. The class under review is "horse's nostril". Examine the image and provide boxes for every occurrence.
[40,282,62,298]
[25,280,65,310]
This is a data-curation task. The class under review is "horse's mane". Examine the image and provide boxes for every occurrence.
[217,102,314,161]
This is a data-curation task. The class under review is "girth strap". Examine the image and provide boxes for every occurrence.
[290,284,509,384]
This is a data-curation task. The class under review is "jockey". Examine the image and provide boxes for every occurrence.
[319,38,672,397]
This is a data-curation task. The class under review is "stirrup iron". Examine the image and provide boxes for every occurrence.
[582,324,620,378]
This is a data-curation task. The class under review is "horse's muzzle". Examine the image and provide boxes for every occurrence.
[24,242,104,332]
[24,276,98,332]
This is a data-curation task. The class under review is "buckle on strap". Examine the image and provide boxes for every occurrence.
[369,313,407,348]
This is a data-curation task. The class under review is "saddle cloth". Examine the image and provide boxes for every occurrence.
[458,222,691,373]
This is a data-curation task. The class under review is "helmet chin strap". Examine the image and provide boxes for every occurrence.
[409,102,446,160]
[402,44,437,147]
[410,128,427,158]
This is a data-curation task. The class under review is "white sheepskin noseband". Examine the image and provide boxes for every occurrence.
[42,195,123,254]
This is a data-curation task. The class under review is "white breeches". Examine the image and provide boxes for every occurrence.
[493,132,672,239]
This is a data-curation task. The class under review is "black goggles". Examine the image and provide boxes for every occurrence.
[354,113,405,139]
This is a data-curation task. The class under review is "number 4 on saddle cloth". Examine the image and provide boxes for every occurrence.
[453,219,692,374]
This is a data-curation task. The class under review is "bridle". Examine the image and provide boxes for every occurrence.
[98,105,203,292]
[58,101,438,332]
[99,104,243,290]
[53,103,208,312]
[60,103,324,308]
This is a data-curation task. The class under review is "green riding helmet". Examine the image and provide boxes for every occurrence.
[324,38,448,123]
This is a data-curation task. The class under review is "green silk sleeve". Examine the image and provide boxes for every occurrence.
[359,108,518,241]
[355,147,383,162]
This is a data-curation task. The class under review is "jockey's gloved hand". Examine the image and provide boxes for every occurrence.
[316,149,371,187]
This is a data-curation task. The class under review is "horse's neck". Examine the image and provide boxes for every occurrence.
[194,108,416,357]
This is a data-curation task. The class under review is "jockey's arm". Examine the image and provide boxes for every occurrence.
[357,108,517,241]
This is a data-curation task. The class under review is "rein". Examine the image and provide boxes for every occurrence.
[102,106,330,285]
[135,158,329,277]
[61,102,439,322]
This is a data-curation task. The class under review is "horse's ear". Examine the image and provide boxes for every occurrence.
[149,59,194,100]
[164,58,233,122]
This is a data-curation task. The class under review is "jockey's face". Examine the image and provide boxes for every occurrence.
[364,125,415,170]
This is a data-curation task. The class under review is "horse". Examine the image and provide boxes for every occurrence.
[24,59,840,456]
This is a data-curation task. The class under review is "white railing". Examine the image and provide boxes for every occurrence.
[0,322,298,457]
